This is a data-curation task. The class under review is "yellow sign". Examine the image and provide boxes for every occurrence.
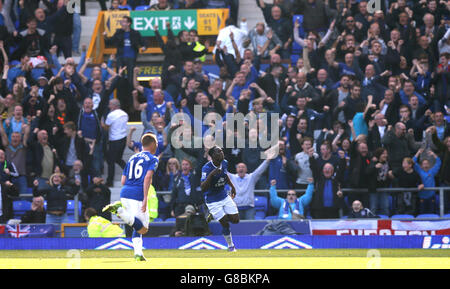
[104,11,131,37]
[197,9,229,35]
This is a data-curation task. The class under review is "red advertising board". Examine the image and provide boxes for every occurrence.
[310,220,450,236]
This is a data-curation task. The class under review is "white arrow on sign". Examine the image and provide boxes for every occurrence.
[184,16,195,29]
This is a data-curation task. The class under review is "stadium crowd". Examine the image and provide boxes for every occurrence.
[0,0,449,225]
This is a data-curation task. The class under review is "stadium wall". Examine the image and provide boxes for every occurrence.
[0,235,449,250]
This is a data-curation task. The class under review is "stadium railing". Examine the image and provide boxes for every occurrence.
[86,8,230,64]
[14,187,450,223]
[154,186,450,218]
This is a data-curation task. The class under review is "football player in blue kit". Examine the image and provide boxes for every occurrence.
[201,145,239,252]
[103,133,159,261]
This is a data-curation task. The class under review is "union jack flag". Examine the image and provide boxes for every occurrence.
[6,224,31,238]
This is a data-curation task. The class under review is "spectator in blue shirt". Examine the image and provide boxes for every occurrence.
[103,16,147,87]
[268,140,293,190]
[269,178,314,219]
[413,148,442,214]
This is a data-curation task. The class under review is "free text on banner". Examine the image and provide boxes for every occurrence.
[104,9,229,38]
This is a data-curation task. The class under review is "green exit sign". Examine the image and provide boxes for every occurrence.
[131,10,197,37]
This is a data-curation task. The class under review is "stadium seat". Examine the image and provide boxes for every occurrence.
[254,196,268,213]
[341,215,348,219]
[255,211,266,220]
[265,215,278,220]
[165,218,176,222]
[388,195,394,212]
[135,5,149,10]
[416,214,440,219]
[66,200,82,216]
[290,54,300,66]
[444,214,450,218]
[391,214,415,219]
[26,187,33,196]
[153,218,163,222]
[13,200,32,218]
[118,5,132,10]
[378,215,389,219]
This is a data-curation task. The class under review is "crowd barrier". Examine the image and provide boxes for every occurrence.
[13,186,450,225]
[0,235,449,250]
[156,186,450,217]
[2,218,450,238]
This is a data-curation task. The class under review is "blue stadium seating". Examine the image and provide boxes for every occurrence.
[165,218,176,222]
[378,215,390,219]
[135,5,149,10]
[444,214,450,218]
[341,215,348,219]
[13,200,32,218]
[67,200,82,216]
[66,200,82,223]
[153,218,163,222]
[118,5,132,10]
[391,214,415,219]
[265,215,278,220]
[255,211,266,220]
[254,196,268,213]
[416,214,440,219]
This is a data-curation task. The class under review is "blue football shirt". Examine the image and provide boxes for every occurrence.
[121,151,159,201]
[201,160,229,204]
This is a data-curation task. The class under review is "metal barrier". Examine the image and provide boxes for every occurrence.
[17,186,449,221]
[154,186,450,217]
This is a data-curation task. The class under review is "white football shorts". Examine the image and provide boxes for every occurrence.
[121,197,149,229]
[206,195,239,221]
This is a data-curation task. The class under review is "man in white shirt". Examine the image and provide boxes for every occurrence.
[213,18,248,59]
[226,146,277,220]
[103,99,129,187]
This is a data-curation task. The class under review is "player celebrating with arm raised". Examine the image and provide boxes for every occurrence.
[201,145,239,252]
[103,133,159,261]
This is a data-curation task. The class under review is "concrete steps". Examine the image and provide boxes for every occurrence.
[239,0,267,30]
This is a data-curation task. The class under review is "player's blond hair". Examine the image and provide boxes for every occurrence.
[141,133,158,148]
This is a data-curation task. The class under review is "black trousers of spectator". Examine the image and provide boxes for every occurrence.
[1,189,13,222]
[311,208,340,219]
[294,183,308,191]
[98,0,107,10]
[230,0,239,24]
[117,57,136,91]
[54,36,73,59]
[173,202,190,218]
[106,137,127,185]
